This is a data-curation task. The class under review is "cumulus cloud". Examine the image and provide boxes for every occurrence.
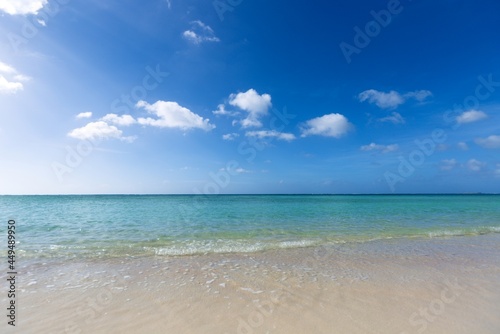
[0,62,16,74]
[101,113,136,126]
[182,21,220,44]
[475,135,500,149]
[301,113,353,138]
[68,121,136,142]
[359,90,404,109]
[466,159,486,172]
[404,90,433,102]
[222,133,239,141]
[0,76,23,94]
[76,112,92,119]
[440,159,458,171]
[136,100,215,131]
[360,143,399,153]
[456,110,488,124]
[457,142,469,150]
[229,89,272,128]
[212,104,239,117]
[0,61,29,94]
[0,0,47,15]
[358,89,432,109]
[13,74,31,82]
[245,130,296,142]
[378,112,405,124]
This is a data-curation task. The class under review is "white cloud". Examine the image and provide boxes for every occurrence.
[136,100,215,131]
[229,89,272,128]
[466,159,486,172]
[360,143,399,153]
[404,90,433,102]
[475,135,500,149]
[213,104,239,117]
[0,61,16,74]
[182,21,220,44]
[457,142,469,150]
[378,112,405,124]
[76,112,92,119]
[13,74,31,81]
[240,117,262,128]
[301,113,353,138]
[68,121,135,142]
[245,130,296,142]
[222,133,239,141]
[0,61,28,94]
[456,110,488,124]
[235,168,251,174]
[359,89,432,109]
[359,90,405,109]
[440,159,458,171]
[495,164,500,177]
[182,31,202,43]
[219,166,251,174]
[0,76,23,94]
[101,113,136,126]
[0,0,47,15]
[165,0,171,9]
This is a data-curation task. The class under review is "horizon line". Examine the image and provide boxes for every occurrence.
[1,193,498,196]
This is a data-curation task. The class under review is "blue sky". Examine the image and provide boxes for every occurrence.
[0,0,499,194]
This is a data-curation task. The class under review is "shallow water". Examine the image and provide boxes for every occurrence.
[3,235,500,334]
[2,194,500,332]
[2,194,500,259]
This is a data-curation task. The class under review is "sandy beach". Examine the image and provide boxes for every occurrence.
[4,234,500,334]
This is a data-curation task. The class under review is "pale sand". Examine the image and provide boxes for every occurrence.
[3,235,500,333]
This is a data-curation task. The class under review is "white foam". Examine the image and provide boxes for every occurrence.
[428,226,500,238]
[428,230,466,238]
[145,238,319,256]
[278,240,317,248]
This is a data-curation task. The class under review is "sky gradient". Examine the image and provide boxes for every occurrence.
[1,0,499,194]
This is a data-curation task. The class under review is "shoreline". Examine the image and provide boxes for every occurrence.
[3,234,500,333]
[11,228,500,261]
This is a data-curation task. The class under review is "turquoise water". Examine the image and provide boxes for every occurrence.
[1,195,499,259]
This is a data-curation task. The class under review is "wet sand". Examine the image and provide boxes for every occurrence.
[3,234,500,333]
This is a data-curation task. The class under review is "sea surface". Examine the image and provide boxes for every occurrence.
[1,194,499,259]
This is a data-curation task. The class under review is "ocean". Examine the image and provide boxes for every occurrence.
[2,194,500,260]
